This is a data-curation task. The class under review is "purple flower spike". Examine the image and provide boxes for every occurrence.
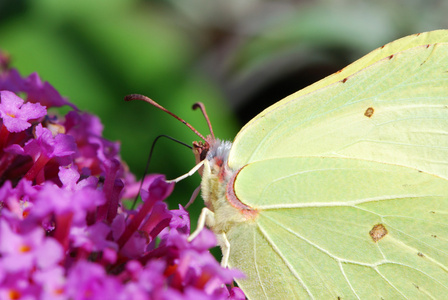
[0,60,245,299]
[0,90,46,133]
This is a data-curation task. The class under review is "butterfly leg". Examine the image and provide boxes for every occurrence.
[188,207,215,242]
[188,207,231,268]
[185,185,201,208]
[166,160,205,183]
[216,231,230,267]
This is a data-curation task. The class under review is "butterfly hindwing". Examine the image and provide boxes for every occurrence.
[229,157,448,299]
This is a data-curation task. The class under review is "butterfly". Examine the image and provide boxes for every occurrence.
[128,30,448,299]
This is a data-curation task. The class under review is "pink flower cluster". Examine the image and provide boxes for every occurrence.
[0,52,244,299]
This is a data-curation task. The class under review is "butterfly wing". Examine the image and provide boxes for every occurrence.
[222,30,448,298]
[228,30,448,182]
[228,157,448,299]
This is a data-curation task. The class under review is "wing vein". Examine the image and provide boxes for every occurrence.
[256,222,315,298]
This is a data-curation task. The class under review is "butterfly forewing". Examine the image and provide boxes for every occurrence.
[228,40,448,183]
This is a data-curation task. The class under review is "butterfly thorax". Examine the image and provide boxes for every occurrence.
[197,138,258,233]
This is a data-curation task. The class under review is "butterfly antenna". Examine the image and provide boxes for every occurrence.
[192,102,215,140]
[129,134,192,211]
[125,94,207,142]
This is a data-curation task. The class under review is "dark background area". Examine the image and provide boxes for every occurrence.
[1,0,447,226]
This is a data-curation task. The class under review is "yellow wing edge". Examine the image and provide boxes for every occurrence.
[235,29,448,140]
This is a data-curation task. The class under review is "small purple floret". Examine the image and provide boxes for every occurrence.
[0,90,47,133]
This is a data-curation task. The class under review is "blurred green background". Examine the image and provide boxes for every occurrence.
[1,0,447,225]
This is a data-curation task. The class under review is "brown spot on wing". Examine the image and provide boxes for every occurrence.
[364,107,374,118]
[370,224,388,242]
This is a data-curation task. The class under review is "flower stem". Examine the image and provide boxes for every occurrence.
[25,154,50,182]
[0,124,10,150]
